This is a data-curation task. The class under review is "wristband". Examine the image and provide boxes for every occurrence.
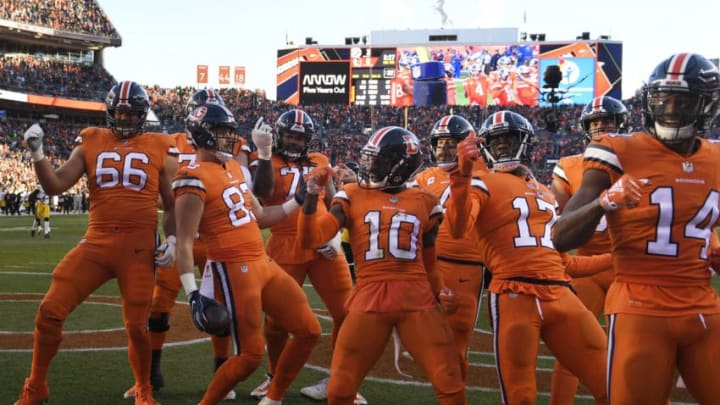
[31,150,45,162]
[281,199,300,215]
[180,272,198,296]
[257,147,271,160]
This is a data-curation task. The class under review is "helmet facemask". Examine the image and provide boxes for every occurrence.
[583,116,618,144]
[646,90,712,143]
[359,147,391,189]
[642,53,720,144]
[109,106,146,139]
[212,125,239,162]
[276,129,310,161]
[482,130,531,172]
[431,136,459,171]
[358,146,419,190]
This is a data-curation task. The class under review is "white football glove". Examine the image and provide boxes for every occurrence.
[317,232,342,260]
[155,235,176,267]
[24,123,45,162]
[251,117,273,160]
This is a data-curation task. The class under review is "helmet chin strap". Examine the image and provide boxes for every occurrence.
[215,151,233,162]
[654,123,695,143]
[437,161,458,171]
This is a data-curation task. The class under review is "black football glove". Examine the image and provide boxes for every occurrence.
[188,290,230,336]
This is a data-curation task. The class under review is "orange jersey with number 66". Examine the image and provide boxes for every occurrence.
[79,128,177,232]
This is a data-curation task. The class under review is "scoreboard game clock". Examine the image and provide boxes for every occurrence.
[350,47,396,106]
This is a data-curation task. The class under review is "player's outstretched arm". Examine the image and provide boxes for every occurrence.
[297,169,345,250]
[25,123,86,195]
[553,169,610,252]
[561,252,613,278]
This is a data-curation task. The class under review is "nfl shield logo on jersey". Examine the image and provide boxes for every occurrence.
[682,161,694,173]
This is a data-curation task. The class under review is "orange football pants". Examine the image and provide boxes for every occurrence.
[437,258,486,380]
[263,254,353,373]
[489,288,608,405]
[550,269,613,405]
[327,307,466,405]
[29,229,157,388]
[607,312,720,405]
[200,257,321,404]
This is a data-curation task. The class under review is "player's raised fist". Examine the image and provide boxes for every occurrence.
[24,123,45,162]
[457,133,485,175]
[599,174,648,211]
[251,117,273,160]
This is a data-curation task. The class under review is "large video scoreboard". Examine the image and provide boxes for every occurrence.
[276,40,622,107]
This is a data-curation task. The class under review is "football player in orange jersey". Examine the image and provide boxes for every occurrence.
[554,53,720,405]
[444,63,457,105]
[446,111,608,405]
[249,109,361,403]
[514,65,539,106]
[391,68,414,107]
[16,81,177,405]
[123,89,249,401]
[174,103,320,405]
[298,126,466,405]
[463,66,489,107]
[408,114,486,380]
[548,95,629,405]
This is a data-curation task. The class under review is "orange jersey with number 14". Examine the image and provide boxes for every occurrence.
[584,132,720,315]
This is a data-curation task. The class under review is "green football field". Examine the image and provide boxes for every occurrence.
[1,214,707,404]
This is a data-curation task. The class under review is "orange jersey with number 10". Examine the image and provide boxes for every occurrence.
[79,128,177,232]
[333,183,443,285]
[584,132,720,315]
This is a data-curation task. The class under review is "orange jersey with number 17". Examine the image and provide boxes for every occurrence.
[464,171,569,298]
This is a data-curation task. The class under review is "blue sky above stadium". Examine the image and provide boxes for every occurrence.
[99,0,718,100]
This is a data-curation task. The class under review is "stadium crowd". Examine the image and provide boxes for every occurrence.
[3,82,719,217]
[0,55,116,100]
[0,0,119,37]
